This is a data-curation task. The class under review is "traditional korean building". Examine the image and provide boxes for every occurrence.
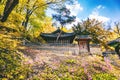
[40,28,76,44]
[41,29,92,53]
[75,35,91,53]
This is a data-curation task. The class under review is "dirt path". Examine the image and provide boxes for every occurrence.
[21,44,102,67]
[20,44,120,79]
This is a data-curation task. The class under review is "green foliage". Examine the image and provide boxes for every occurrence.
[93,73,117,80]
[65,59,76,64]
[27,17,55,42]
[0,34,18,50]
[0,0,5,14]
[40,66,85,80]
[0,34,32,80]
[0,51,31,80]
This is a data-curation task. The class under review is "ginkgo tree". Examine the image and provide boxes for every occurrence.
[113,22,120,37]
[0,0,75,42]
[0,0,19,22]
[0,1,32,80]
[18,0,71,28]
[27,16,56,42]
[21,0,46,28]
[11,0,73,42]
[73,18,113,50]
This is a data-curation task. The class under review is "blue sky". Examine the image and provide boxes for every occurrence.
[46,0,120,28]
[77,0,120,22]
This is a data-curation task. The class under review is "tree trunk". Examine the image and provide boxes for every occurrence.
[56,26,63,42]
[1,0,19,22]
[22,14,29,28]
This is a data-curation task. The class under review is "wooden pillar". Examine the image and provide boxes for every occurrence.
[87,40,90,52]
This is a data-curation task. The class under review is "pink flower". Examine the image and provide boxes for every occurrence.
[104,57,112,70]
[24,60,33,65]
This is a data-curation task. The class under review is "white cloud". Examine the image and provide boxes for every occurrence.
[89,14,110,22]
[66,1,83,16]
[46,1,83,17]
[64,1,83,29]
[89,5,110,23]
[97,5,105,9]
[46,9,56,17]
[66,17,80,29]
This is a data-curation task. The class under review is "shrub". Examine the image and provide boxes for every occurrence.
[92,73,117,80]
[0,50,31,80]
[38,60,87,80]
[65,59,76,64]
[0,34,32,80]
